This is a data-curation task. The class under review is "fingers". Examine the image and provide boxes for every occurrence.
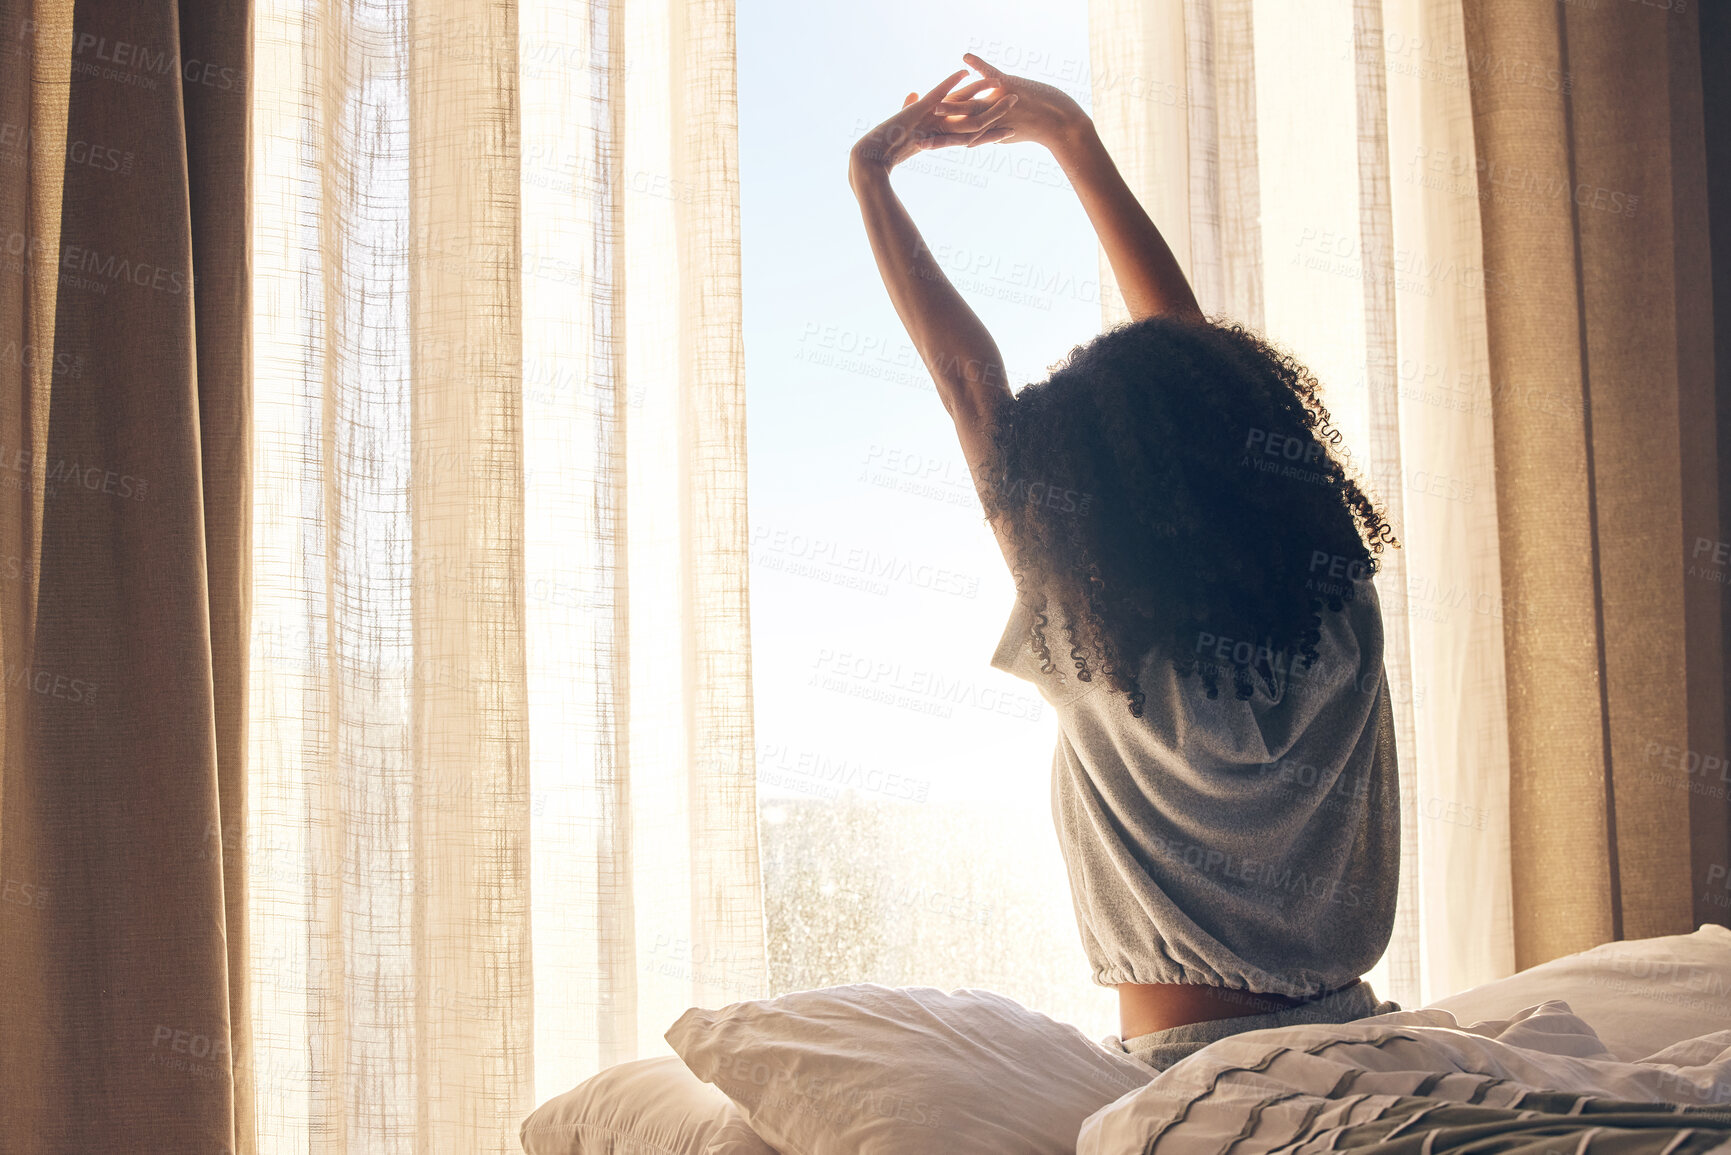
[904,92,917,108]
[934,89,1002,116]
[962,51,1005,78]
[919,67,971,105]
[933,97,991,117]
[935,92,1016,132]
[940,78,999,104]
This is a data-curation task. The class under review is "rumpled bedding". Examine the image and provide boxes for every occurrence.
[1079,1001,1731,1155]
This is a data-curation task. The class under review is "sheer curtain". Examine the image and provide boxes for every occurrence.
[1088,0,1723,1008]
[248,0,760,1149]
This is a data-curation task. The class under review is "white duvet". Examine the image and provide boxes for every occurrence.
[1079,1001,1731,1155]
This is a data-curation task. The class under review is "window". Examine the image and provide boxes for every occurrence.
[739,0,1119,1037]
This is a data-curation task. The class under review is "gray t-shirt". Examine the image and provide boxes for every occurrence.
[990,577,1400,997]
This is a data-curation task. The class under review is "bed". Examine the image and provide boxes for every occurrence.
[520,924,1731,1155]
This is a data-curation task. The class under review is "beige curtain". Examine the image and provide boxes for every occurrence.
[0,0,255,1150]
[1463,0,1724,963]
[1090,0,1724,1003]
[248,0,761,1149]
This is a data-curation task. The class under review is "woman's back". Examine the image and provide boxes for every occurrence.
[991,574,1400,1001]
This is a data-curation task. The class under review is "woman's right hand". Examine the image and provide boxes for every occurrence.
[937,52,1091,151]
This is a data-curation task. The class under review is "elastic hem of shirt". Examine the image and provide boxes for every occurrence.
[1104,979,1402,1071]
[1091,965,1346,1001]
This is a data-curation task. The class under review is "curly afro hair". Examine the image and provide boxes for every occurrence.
[977,312,1398,716]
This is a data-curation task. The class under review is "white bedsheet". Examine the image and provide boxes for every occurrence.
[1078,1001,1731,1155]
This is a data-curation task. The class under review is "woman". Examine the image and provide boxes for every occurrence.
[848,54,1403,1070]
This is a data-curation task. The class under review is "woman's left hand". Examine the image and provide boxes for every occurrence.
[849,67,1018,175]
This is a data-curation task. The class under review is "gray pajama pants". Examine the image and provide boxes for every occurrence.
[1102,978,1401,1071]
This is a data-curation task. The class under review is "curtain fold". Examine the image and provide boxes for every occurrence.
[0,0,70,671]
[0,6,69,1003]
[1702,0,1731,930]
[1372,0,1516,1006]
[0,0,254,1150]
[1345,0,1422,1006]
[1464,0,1723,962]
[407,0,533,1143]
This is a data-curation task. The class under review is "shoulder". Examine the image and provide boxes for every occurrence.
[1342,574,1387,667]
[1267,576,1390,735]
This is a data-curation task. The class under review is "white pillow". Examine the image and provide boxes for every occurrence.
[665,983,1153,1155]
[1426,923,1731,1062]
[519,1054,779,1155]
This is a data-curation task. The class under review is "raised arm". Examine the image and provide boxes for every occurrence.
[950,53,1203,324]
[1050,120,1203,323]
[848,71,1017,428]
[848,70,1022,561]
